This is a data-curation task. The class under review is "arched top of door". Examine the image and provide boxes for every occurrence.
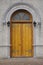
[10,9,32,22]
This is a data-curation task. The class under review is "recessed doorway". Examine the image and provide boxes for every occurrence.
[10,9,33,57]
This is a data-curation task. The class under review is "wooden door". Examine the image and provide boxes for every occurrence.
[22,23,33,57]
[11,23,22,57]
[10,21,33,57]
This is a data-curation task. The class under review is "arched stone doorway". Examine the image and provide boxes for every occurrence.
[2,2,41,58]
[10,9,33,57]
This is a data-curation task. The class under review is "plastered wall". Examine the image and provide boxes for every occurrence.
[0,0,43,58]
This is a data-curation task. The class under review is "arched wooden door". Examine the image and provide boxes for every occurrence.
[10,9,33,57]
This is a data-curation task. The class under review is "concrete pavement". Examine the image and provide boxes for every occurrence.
[0,58,43,65]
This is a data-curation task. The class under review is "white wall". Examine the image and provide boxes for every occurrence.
[0,0,43,58]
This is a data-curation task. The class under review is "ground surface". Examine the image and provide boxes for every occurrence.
[0,58,43,65]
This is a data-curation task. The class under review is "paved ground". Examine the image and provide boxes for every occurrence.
[0,58,43,65]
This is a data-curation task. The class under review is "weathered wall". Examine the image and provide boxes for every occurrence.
[0,0,43,58]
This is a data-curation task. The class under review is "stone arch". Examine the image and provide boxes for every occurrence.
[3,2,41,23]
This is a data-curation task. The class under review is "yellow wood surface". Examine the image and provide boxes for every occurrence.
[11,23,33,57]
[22,24,32,56]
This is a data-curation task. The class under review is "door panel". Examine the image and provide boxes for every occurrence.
[11,22,33,57]
[11,24,21,57]
[22,24,32,56]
